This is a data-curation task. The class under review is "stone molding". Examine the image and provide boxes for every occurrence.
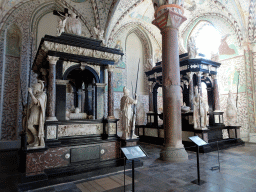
[56,79,69,85]
[95,83,106,87]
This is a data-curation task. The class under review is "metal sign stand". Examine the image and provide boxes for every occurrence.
[121,145,148,192]
[189,136,207,186]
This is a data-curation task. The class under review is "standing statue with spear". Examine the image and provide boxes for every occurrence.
[120,59,139,139]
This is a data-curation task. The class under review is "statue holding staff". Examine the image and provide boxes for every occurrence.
[27,80,47,147]
[120,87,138,140]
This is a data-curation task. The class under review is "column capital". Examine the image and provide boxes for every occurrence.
[186,72,194,82]
[108,65,115,72]
[47,55,59,65]
[152,8,187,31]
[196,71,203,77]
[212,74,217,80]
[148,81,153,86]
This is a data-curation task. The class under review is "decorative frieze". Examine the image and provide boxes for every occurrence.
[42,41,121,62]
[58,124,103,137]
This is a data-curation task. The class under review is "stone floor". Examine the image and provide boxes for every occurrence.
[22,142,256,192]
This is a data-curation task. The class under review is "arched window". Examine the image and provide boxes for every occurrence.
[189,21,221,59]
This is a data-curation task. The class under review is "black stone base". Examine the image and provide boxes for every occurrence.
[120,138,139,147]
[18,158,142,191]
[139,136,164,145]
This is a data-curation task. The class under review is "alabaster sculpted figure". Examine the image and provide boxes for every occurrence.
[193,86,208,129]
[187,36,198,59]
[65,13,82,36]
[94,27,105,45]
[27,80,47,147]
[120,87,138,140]
[226,90,237,126]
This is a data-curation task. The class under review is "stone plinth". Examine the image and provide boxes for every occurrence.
[153,7,188,162]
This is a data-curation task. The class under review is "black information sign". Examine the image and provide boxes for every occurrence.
[121,145,147,160]
[189,136,208,146]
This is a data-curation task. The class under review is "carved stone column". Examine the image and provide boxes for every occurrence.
[153,5,188,162]
[197,72,203,96]
[212,75,220,111]
[187,72,194,110]
[46,56,59,121]
[148,81,154,112]
[108,65,115,118]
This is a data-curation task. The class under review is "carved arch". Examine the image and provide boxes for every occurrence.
[63,64,100,84]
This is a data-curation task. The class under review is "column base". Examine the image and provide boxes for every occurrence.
[46,116,58,121]
[160,146,188,162]
[107,116,115,119]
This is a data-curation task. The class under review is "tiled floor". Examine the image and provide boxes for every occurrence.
[25,142,256,192]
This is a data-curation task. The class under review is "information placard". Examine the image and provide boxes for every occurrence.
[189,136,208,146]
[121,145,147,160]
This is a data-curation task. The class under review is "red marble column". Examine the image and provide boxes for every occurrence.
[108,65,115,118]
[46,56,59,121]
[212,75,220,111]
[153,6,188,162]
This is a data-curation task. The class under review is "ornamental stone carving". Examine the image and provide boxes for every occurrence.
[47,125,57,140]
[41,41,121,63]
[47,56,59,65]
[108,65,115,72]
[58,124,103,137]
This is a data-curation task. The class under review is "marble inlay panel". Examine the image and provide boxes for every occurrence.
[144,128,158,137]
[107,123,116,134]
[26,152,44,175]
[159,129,164,138]
[58,124,103,137]
[46,125,57,140]
[100,141,120,161]
[43,147,70,169]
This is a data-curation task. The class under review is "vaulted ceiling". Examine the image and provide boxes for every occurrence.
[0,0,255,46]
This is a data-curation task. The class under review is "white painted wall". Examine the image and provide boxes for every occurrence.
[126,33,145,95]
[37,12,58,48]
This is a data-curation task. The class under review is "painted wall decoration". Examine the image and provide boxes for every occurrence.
[219,35,236,55]
[1,23,21,140]
[6,24,21,57]
[71,0,88,3]
[113,68,125,92]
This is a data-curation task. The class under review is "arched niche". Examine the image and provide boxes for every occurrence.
[63,64,100,116]
[1,24,22,141]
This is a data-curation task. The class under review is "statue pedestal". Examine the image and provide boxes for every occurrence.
[120,138,139,147]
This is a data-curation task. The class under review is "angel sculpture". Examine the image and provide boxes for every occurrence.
[94,27,105,45]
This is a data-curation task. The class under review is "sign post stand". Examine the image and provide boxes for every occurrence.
[121,145,147,192]
[189,136,208,185]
